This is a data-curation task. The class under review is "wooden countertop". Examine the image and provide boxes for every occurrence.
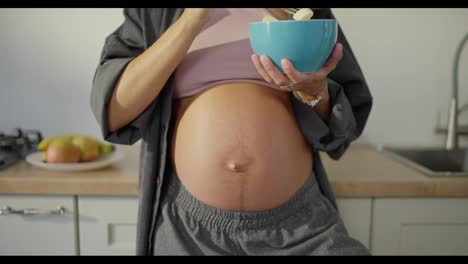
[0,145,140,196]
[322,144,468,197]
[1,144,468,197]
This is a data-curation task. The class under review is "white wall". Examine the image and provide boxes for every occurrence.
[0,9,124,138]
[333,8,468,147]
[1,8,468,147]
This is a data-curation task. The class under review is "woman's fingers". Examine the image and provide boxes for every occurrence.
[281,59,307,89]
[259,55,290,86]
[319,43,343,77]
[251,54,273,83]
[252,44,343,89]
[251,55,293,91]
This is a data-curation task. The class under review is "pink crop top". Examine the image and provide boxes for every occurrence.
[171,8,283,99]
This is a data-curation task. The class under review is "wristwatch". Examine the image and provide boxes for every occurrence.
[292,90,323,108]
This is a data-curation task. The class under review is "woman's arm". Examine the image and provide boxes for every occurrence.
[297,88,331,121]
[91,8,213,144]
[108,9,211,132]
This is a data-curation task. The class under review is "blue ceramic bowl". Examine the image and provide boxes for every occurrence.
[249,19,337,73]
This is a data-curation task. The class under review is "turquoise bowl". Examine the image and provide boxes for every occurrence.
[249,19,337,73]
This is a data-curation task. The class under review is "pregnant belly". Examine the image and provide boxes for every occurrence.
[170,82,313,211]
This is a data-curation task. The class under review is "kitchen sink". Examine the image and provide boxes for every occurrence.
[382,147,468,177]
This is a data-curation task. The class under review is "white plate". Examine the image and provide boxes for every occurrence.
[25,150,125,172]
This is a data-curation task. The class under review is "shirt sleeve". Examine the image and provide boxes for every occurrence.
[90,8,157,145]
[291,8,373,160]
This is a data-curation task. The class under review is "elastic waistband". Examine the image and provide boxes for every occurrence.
[163,170,322,231]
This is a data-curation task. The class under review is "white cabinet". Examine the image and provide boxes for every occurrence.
[336,198,372,250]
[0,195,77,255]
[78,196,138,255]
[371,198,468,255]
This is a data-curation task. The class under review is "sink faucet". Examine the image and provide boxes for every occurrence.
[443,32,468,150]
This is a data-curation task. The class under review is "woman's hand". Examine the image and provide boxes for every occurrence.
[182,8,211,21]
[181,8,212,34]
[251,43,343,101]
[182,8,231,35]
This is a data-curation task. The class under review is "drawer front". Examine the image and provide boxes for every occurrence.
[0,195,76,255]
[79,196,138,255]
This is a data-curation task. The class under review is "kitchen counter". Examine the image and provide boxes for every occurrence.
[0,145,140,196]
[1,144,468,197]
[323,144,468,197]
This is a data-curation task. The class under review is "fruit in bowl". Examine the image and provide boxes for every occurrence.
[44,139,81,164]
[38,134,114,164]
[249,8,337,73]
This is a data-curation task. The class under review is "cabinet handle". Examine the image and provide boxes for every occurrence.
[0,206,68,216]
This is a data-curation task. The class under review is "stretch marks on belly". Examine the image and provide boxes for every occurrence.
[171,83,313,211]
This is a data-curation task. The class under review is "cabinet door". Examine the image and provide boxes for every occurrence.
[0,195,76,255]
[372,198,468,255]
[79,196,138,255]
[336,198,372,250]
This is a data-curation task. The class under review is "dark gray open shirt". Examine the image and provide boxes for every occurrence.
[90,8,373,255]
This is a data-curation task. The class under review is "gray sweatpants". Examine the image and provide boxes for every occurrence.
[153,171,370,255]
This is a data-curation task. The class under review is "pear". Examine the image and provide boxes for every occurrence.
[71,136,100,162]
[73,135,114,157]
[45,139,80,164]
[99,143,114,157]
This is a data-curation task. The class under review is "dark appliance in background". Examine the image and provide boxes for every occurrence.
[0,128,42,170]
